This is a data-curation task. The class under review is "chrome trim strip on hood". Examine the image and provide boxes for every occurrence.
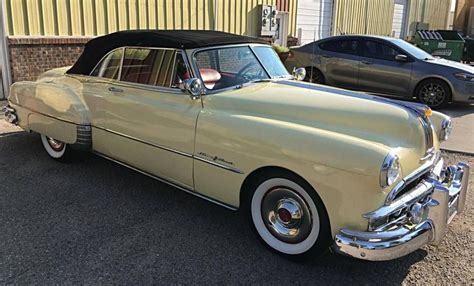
[276,80,429,117]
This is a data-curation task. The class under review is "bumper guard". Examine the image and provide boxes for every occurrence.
[333,161,470,261]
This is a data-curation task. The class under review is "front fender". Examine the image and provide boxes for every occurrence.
[194,110,390,236]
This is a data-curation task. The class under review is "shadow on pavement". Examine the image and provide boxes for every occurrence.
[439,102,474,118]
[0,132,426,284]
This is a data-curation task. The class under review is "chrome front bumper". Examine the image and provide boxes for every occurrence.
[333,161,470,261]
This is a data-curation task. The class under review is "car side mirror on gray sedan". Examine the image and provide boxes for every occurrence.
[395,54,410,63]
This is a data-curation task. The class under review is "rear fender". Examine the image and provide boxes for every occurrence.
[8,80,90,145]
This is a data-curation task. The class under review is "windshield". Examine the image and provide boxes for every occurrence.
[194,45,290,90]
[391,39,435,60]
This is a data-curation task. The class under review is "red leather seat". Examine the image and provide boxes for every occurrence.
[184,69,221,89]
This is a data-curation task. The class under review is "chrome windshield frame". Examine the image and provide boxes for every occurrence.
[190,43,291,94]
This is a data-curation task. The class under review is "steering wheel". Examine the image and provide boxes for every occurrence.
[236,62,264,80]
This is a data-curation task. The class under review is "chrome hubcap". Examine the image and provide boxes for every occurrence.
[261,188,312,244]
[46,136,65,151]
[420,83,445,106]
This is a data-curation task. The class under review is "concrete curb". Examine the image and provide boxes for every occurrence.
[441,148,474,156]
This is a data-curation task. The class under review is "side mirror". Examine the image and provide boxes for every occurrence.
[179,78,204,100]
[395,54,409,63]
[292,67,306,81]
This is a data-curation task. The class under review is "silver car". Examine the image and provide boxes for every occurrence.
[285,35,474,108]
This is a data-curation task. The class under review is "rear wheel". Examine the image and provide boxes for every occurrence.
[40,134,73,161]
[245,172,331,259]
[416,79,451,108]
[304,67,325,84]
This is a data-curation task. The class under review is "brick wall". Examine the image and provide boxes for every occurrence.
[8,37,93,82]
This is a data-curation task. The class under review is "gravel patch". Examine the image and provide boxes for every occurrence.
[401,151,474,285]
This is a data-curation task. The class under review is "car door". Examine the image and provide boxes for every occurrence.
[317,38,360,89]
[88,47,200,189]
[357,39,413,96]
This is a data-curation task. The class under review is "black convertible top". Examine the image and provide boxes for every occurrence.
[67,30,268,75]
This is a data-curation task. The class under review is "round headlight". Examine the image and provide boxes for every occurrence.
[380,153,401,188]
[440,118,452,141]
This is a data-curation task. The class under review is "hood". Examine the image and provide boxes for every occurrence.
[426,58,474,73]
[205,80,435,173]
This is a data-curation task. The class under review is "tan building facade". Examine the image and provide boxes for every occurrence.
[454,0,474,36]
[295,0,453,46]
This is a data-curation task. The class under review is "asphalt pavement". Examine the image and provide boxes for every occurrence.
[1,131,473,284]
[439,103,474,154]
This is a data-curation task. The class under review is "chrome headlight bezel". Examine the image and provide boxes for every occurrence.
[380,152,401,188]
[439,118,453,142]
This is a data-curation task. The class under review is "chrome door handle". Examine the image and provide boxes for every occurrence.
[361,61,372,65]
[108,86,123,93]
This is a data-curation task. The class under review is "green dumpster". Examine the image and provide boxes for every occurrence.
[415,30,465,62]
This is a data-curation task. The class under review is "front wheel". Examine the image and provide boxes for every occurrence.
[304,67,325,84]
[40,134,73,161]
[416,79,451,109]
[246,173,331,259]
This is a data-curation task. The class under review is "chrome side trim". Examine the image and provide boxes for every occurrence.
[93,151,238,211]
[94,126,193,158]
[12,103,243,175]
[194,155,244,174]
[94,126,244,174]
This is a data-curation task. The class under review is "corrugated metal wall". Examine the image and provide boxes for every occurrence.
[333,0,450,37]
[333,0,395,36]
[407,0,451,35]
[4,0,297,37]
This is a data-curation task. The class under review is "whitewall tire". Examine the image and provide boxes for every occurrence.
[40,134,68,160]
[246,173,331,259]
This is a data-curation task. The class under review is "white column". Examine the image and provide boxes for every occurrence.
[0,0,11,100]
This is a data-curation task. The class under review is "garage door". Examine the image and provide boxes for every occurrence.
[392,0,408,39]
[296,0,333,45]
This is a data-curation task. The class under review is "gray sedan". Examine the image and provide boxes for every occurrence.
[284,35,474,108]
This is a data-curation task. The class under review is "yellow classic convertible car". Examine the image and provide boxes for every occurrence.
[3,30,469,261]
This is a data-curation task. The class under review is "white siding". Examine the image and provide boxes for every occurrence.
[392,0,408,38]
[296,0,334,45]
